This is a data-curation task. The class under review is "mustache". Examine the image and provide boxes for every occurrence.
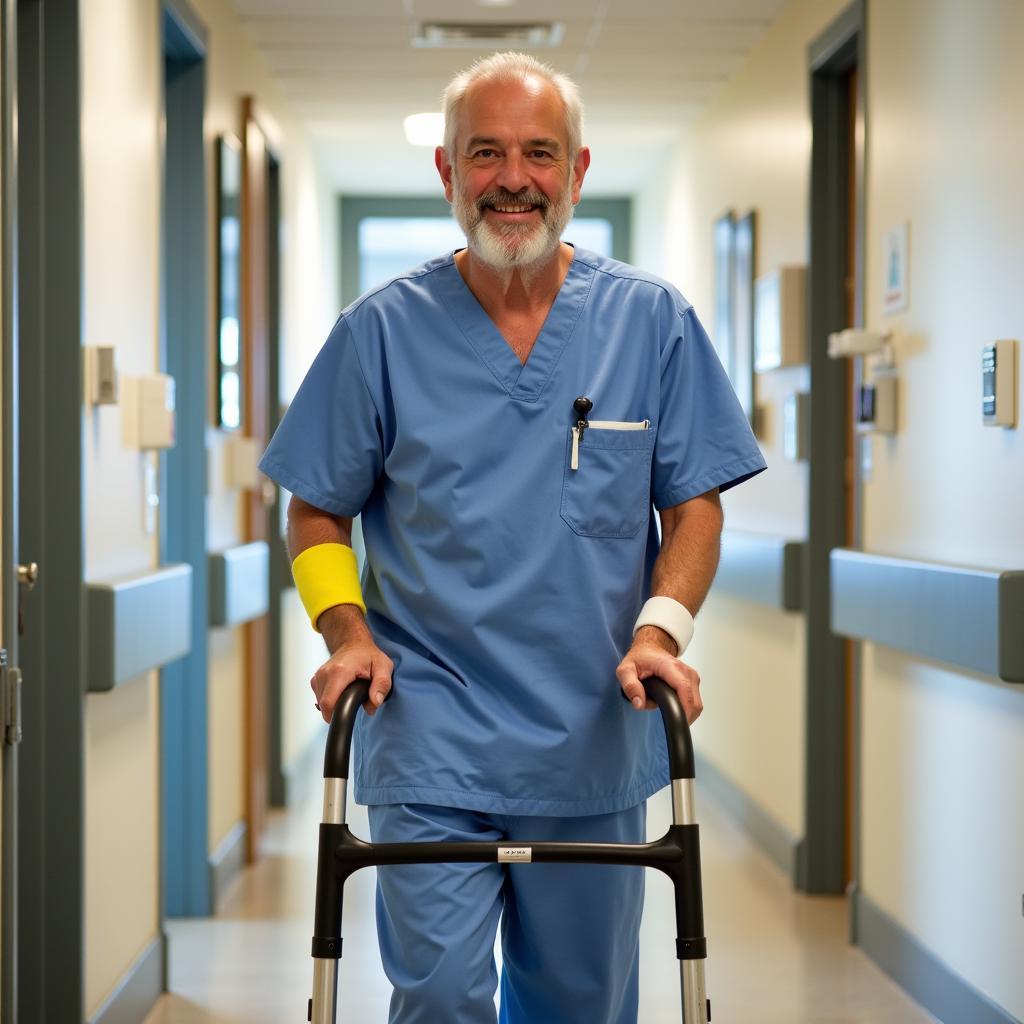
[474,189,550,212]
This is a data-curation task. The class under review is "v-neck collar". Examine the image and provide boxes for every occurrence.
[436,248,596,402]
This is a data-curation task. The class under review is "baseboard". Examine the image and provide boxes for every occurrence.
[694,752,801,880]
[279,725,328,808]
[853,890,1021,1024]
[87,931,166,1024]
[208,820,248,911]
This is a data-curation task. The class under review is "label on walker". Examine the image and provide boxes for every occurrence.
[498,846,532,863]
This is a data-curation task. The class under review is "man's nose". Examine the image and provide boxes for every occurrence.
[495,152,531,193]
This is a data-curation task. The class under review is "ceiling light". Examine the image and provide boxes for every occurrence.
[476,0,516,7]
[413,22,564,48]
[404,112,445,147]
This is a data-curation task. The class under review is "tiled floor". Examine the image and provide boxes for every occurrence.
[145,785,935,1023]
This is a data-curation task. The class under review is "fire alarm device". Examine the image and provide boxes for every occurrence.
[982,340,1017,428]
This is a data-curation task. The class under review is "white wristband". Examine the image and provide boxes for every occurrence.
[633,596,695,658]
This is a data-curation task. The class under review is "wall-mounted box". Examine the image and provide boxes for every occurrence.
[139,374,176,449]
[754,266,806,371]
[224,432,263,490]
[856,369,897,435]
[123,374,176,450]
[84,345,120,405]
[982,339,1017,428]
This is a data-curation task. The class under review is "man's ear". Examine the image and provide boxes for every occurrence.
[436,146,455,203]
[571,146,591,205]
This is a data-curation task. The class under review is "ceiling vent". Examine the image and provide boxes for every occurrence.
[413,22,565,49]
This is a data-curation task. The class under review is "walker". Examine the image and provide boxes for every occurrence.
[307,676,712,1023]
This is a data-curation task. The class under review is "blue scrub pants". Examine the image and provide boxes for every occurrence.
[367,802,646,1024]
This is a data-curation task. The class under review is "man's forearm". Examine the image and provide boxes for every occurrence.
[635,490,723,654]
[287,496,370,653]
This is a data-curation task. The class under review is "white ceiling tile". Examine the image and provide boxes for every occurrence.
[225,0,789,193]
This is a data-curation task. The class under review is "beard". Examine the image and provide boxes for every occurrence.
[451,173,575,271]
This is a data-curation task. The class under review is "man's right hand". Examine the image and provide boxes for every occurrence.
[311,637,394,722]
[312,603,394,722]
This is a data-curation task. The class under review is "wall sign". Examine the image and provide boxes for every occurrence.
[883,221,909,315]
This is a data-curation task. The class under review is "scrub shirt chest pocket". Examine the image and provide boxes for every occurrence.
[560,419,655,539]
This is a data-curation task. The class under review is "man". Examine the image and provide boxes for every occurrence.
[260,52,765,1024]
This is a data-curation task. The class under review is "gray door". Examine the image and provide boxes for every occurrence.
[1,0,22,1017]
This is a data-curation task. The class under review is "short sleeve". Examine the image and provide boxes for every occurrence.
[258,317,384,517]
[651,305,767,510]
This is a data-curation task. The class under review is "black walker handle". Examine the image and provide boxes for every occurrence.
[322,678,372,780]
[309,675,710,1024]
[322,676,695,781]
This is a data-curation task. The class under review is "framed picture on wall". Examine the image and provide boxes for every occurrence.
[732,209,757,424]
[712,209,735,379]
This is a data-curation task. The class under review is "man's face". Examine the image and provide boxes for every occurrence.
[437,76,590,271]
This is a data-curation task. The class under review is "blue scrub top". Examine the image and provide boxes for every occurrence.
[260,247,766,816]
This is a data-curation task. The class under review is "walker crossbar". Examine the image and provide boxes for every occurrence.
[308,677,711,1024]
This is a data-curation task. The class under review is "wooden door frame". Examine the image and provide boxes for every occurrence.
[240,96,276,861]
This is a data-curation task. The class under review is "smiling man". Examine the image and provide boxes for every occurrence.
[260,52,765,1024]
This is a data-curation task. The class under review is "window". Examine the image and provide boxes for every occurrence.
[342,197,631,306]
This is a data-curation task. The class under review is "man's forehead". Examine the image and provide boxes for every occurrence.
[457,76,568,144]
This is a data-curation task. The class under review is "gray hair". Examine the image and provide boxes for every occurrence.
[442,51,584,160]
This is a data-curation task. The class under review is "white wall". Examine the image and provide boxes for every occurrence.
[631,0,848,839]
[193,0,337,850]
[636,0,1024,1016]
[80,0,162,1009]
[79,0,337,1013]
[860,0,1024,1015]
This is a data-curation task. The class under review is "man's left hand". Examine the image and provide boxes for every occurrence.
[616,625,703,725]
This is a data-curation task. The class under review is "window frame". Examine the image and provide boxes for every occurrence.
[339,194,632,307]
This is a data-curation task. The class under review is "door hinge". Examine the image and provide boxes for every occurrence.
[0,650,22,745]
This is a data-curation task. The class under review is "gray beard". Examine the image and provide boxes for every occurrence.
[452,176,575,273]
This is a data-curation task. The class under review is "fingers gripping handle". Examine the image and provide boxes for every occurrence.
[641,677,696,781]
[323,679,372,779]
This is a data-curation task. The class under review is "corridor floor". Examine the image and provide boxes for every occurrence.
[145,780,934,1024]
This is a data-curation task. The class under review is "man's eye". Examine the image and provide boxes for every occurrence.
[530,151,553,159]
[473,149,496,159]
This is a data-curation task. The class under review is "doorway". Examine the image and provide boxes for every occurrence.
[1,0,20,1016]
[160,0,210,917]
[801,0,866,895]
[15,0,87,1019]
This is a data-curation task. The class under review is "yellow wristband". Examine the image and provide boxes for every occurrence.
[291,542,366,632]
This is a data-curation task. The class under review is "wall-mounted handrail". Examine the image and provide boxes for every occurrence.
[830,548,1024,683]
[208,540,270,627]
[86,563,193,692]
[714,530,805,612]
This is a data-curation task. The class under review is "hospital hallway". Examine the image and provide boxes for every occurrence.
[143,785,933,1024]
[6,1,1024,1022]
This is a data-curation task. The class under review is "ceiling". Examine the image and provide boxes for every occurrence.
[231,0,789,196]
